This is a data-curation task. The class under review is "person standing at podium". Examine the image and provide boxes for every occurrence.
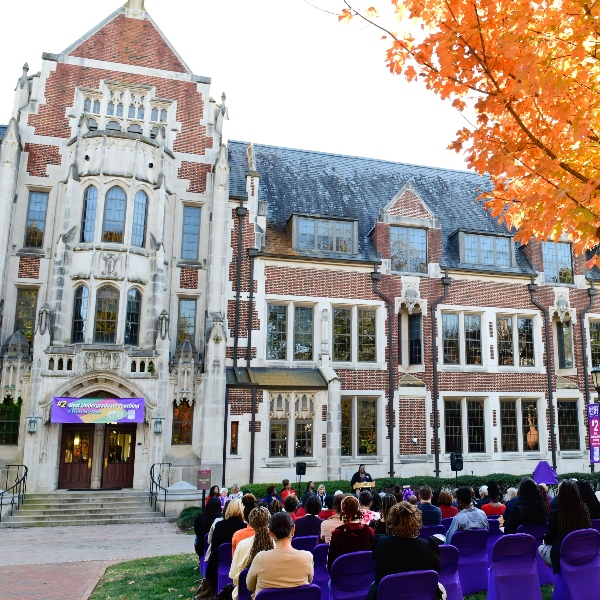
[350,464,373,490]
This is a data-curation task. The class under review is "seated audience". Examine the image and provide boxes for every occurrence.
[438,490,458,519]
[538,483,552,510]
[475,485,490,509]
[301,481,317,506]
[503,477,547,534]
[205,499,229,561]
[283,494,299,521]
[503,486,519,521]
[318,494,335,520]
[541,479,591,573]
[359,490,379,525]
[229,507,274,600]
[246,512,313,595]
[417,485,442,525]
[327,496,374,572]
[369,494,397,535]
[231,494,257,554]
[446,486,489,543]
[206,499,247,590]
[481,480,506,516]
[316,484,327,508]
[294,495,323,537]
[366,502,441,600]
[575,479,600,519]
[392,484,403,504]
[194,496,221,556]
[370,491,382,514]
[409,495,418,505]
[219,487,229,508]
[320,493,345,543]
[281,479,296,500]
[269,498,282,515]
[229,484,243,500]
[261,485,282,506]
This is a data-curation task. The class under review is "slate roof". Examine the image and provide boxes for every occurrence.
[0,125,7,142]
[228,141,535,275]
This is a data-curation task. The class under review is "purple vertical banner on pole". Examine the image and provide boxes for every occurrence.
[588,404,600,463]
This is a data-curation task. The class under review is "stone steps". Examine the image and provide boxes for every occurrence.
[0,490,173,528]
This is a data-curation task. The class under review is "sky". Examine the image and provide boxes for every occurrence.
[0,0,470,171]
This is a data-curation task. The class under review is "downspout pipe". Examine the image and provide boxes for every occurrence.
[431,268,452,478]
[529,275,557,471]
[247,249,258,484]
[580,280,596,472]
[371,267,395,479]
[232,200,247,369]
[222,388,229,487]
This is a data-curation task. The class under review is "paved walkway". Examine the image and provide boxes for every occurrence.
[0,523,193,599]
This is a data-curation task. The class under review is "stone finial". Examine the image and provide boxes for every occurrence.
[125,0,146,17]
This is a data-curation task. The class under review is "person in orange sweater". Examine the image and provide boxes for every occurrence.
[231,493,257,555]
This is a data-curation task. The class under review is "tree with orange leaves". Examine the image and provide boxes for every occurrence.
[340,1,600,261]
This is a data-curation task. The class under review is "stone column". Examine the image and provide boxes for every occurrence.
[321,366,342,481]
[91,424,105,489]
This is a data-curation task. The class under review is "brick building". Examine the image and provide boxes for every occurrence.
[0,1,596,493]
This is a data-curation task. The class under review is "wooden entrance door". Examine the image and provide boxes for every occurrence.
[102,425,136,488]
[58,425,95,489]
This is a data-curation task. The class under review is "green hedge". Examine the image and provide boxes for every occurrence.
[178,505,202,530]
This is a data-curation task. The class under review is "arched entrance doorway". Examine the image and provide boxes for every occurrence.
[55,387,144,490]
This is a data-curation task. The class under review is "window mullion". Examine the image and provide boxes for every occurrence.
[459,312,465,365]
[513,316,518,367]
[516,398,523,453]
[461,398,468,454]
[352,306,357,363]
[288,304,294,362]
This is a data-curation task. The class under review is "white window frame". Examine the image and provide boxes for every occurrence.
[331,305,378,365]
[440,311,485,368]
[496,313,537,369]
[553,318,576,374]
[556,396,584,453]
[291,215,358,255]
[586,315,600,371]
[442,396,489,456]
[498,397,542,454]
[398,309,424,371]
[265,303,316,363]
[340,394,381,460]
[458,232,516,267]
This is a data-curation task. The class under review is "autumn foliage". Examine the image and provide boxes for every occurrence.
[340,1,600,262]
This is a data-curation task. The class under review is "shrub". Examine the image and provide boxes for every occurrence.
[178,505,202,530]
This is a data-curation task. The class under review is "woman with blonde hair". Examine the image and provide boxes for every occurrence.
[327,495,374,572]
[229,506,274,599]
[366,502,442,600]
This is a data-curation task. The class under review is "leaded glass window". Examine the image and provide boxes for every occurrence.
[500,400,518,452]
[336,221,353,252]
[298,218,315,250]
[267,305,287,360]
[230,421,239,454]
[497,317,514,365]
[333,308,352,362]
[295,421,312,456]
[80,186,97,243]
[124,289,141,346]
[463,234,511,267]
[522,400,539,451]
[357,398,377,455]
[25,192,49,248]
[295,217,354,254]
[102,187,126,243]
[557,400,580,450]
[15,289,37,344]
[557,320,574,369]
[542,241,573,284]
[294,306,313,361]
[0,398,21,445]
[317,220,334,251]
[444,400,462,453]
[131,191,147,248]
[172,401,193,444]
[181,206,201,260]
[518,317,535,366]
[465,315,482,365]
[270,421,288,457]
[467,400,485,452]
[358,308,376,362]
[341,398,352,456]
[390,227,427,273]
[409,313,422,365]
[94,286,119,343]
[442,314,459,364]
[591,322,600,368]
[177,299,196,345]
[71,286,89,343]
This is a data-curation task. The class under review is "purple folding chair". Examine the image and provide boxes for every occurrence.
[441,517,454,533]
[329,551,375,600]
[439,545,463,600]
[487,533,541,600]
[217,542,233,592]
[292,535,319,552]
[238,567,251,600]
[486,519,503,567]
[552,528,600,600]
[451,529,488,595]
[256,584,322,599]
[312,543,330,600]
[591,518,600,534]
[517,523,553,585]
[487,514,501,519]
[419,525,446,539]
[200,533,209,577]
[378,570,439,600]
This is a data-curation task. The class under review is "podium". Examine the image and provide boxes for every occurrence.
[353,481,376,492]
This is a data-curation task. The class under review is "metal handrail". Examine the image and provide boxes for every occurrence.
[0,464,28,523]
[149,462,171,518]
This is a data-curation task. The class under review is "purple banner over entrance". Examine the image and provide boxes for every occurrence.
[51,397,144,424]
[588,404,600,463]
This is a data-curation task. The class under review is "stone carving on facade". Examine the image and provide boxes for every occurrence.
[1,331,31,404]
[158,310,170,340]
[321,309,329,355]
[102,252,118,276]
[396,278,427,315]
[269,392,292,419]
[208,313,226,345]
[551,289,574,322]
[83,350,122,373]
[62,226,77,244]
[36,303,51,336]
[171,339,200,405]
[294,392,316,420]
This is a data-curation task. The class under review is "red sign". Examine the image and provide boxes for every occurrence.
[197,470,212,490]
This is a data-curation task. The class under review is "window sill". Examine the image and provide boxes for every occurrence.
[391,270,429,278]
[331,362,385,370]
[559,450,584,458]
[262,458,318,468]
[545,282,576,288]
[341,457,382,464]
[497,366,543,373]
[556,368,577,377]
[177,260,203,269]
[16,248,45,257]
[129,247,149,257]
[398,365,425,373]
[94,244,128,253]
[496,452,544,459]
[440,365,487,372]
[444,453,491,461]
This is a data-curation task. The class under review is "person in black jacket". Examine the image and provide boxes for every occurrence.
[575,479,600,519]
[205,499,247,589]
[503,477,547,534]
[350,464,373,490]
[542,480,591,573]
[366,501,441,600]
[194,497,222,556]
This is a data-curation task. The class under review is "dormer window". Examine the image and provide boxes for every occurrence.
[459,232,514,267]
[391,226,427,273]
[292,215,357,255]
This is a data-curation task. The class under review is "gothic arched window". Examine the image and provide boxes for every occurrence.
[124,289,141,346]
[102,186,127,243]
[131,191,148,248]
[71,286,89,343]
[94,286,119,343]
[80,186,98,243]
[172,401,193,444]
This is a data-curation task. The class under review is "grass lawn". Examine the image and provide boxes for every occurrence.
[90,554,200,600]
[90,554,554,600]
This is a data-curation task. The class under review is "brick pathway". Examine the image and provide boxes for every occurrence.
[0,523,194,599]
